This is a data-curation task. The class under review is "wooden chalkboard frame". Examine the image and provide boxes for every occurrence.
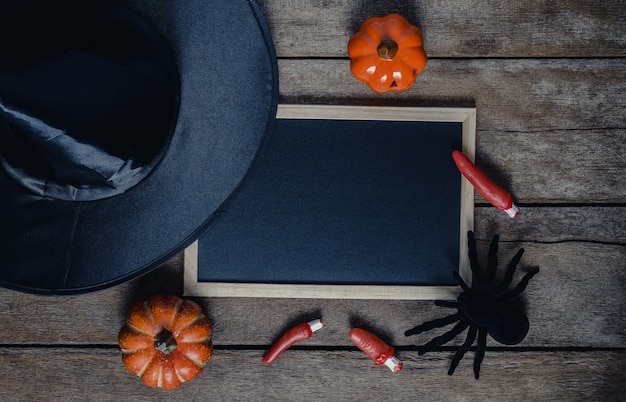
[184,105,476,299]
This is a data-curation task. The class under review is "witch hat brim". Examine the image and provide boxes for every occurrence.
[0,0,278,294]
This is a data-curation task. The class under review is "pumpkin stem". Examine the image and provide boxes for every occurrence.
[154,329,177,354]
[377,39,398,60]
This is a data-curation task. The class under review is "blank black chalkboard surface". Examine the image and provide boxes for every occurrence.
[184,105,475,299]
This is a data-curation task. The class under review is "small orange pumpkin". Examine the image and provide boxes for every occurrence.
[348,13,427,93]
[118,294,213,390]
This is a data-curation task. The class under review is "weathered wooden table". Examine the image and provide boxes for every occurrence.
[2,1,625,400]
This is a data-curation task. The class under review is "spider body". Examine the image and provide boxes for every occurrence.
[405,231,539,379]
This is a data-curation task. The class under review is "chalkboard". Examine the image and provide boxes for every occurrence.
[184,105,475,299]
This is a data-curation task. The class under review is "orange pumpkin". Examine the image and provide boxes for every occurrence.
[348,13,427,93]
[118,294,213,390]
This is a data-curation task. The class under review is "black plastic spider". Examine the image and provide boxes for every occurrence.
[405,231,539,379]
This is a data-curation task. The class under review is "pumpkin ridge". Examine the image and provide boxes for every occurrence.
[176,327,212,344]
[172,313,202,337]
[122,348,157,379]
[176,349,203,369]
[142,301,159,331]
[156,365,164,389]
[159,358,184,390]
[360,22,385,43]
[146,294,182,330]
[135,355,153,378]
[176,341,213,367]
[174,368,187,384]
[395,29,423,47]
[349,32,378,54]
[169,297,184,329]
[176,318,213,343]
[178,336,211,344]
[173,347,206,369]
[120,345,149,354]
[125,321,153,338]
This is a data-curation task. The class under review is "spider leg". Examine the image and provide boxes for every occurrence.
[418,319,470,355]
[498,267,540,304]
[473,328,488,379]
[405,311,463,336]
[467,231,483,289]
[448,325,477,375]
[453,271,470,293]
[485,234,499,290]
[435,300,460,309]
[493,248,525,297]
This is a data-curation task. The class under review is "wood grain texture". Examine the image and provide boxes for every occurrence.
[0,348,624,401]
[278,59,626,202]
[195,241,626,348]
[278,58,626,132]
[2,234,624,348]
[0,255,185,345]
[475,206,626,244]
[257,0,626,58]
[2,1,624,398]
[475,130,626,203]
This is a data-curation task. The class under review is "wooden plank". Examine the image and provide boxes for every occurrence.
[475,206,626,244]
[4,2,623,397]
[278,58,626,131]
[475,130,626,203]
[0,348,624,400]
[278,59,626,202]
[257,0,626,58]
[191,242,626,349]
[2,234,625,348]
[0,255,185,346]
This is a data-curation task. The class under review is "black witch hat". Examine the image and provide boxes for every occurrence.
[0,0,278,294]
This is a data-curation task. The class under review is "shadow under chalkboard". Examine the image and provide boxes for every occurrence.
[184,105,475,299]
